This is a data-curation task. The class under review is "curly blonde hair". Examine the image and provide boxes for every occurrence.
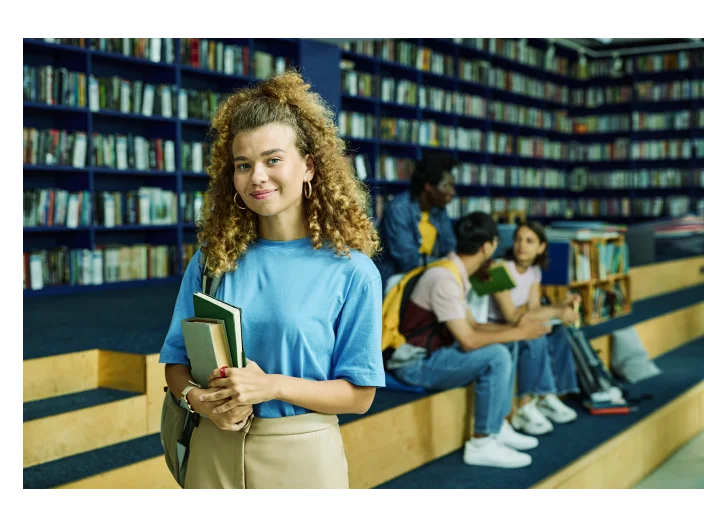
[197,70,380,276]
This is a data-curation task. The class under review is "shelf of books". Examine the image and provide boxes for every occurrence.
[541,230,631,327]
[337,38,704,225]
[23,38,298,296]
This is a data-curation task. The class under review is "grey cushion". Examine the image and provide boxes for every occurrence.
[611,326,662,383]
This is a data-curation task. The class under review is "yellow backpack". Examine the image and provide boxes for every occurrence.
[381,259,464,353]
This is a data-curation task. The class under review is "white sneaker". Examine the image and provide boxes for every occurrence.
[537,394,578,424]
[497,420,539,450]
[511,400,554,435]
[463,437,532,469]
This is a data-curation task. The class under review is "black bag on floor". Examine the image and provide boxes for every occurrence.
[564,325,624,403]
[564,325,653,412]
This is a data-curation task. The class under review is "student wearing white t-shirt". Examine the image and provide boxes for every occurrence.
[488,221,580,435]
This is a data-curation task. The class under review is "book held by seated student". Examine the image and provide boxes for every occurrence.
[469,261,517,296]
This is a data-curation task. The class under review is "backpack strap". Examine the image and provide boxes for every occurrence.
[199,248,222,297]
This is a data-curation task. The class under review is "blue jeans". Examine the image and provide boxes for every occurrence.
[546,325,579,395]
[391,343,512,435]
[511,325,579,398]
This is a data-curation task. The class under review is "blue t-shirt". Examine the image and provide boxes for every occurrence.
[159,237,386,418]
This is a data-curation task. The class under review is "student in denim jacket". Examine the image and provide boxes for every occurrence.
[376,153,458,291]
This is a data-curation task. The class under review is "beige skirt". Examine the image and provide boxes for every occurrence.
[184,412,348,489]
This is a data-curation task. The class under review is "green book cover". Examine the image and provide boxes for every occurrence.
[469,262,517,297]
[193,292,246,368]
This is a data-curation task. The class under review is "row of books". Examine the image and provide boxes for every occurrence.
[23,65,87,107]
[94,82,228,122]
[24,67,230,123]
[358,178,697,220]
[92,133,176,172]
[40,38,291,79]
[338,111,376,140]
[91,38,175,64]
[573,114,630,134]
[459,60,569,105]
[95,187,203,227]
[460,37,704,80]
[632,196,694,218]
[568,139,704,161]
[631,139,704,160]
[340,69,376,98]
[380,77,418,106]
[454,38,571,76]
[374,40,455,77]
[570,198,632,217]
[182,142,210,174]
[181,192,205,224]
[23,244,178,290]
[594,242,627,279]
[351,85,699,137]
[343,40,572,105]
[590,284,628,324]
[363,158,702,190]
[490,102,570,133]
[634,80,704,102]
[443,197,574,220]
[24,189,92,228]
[40,38,85,48]
[23,128,88,168]
[570,85,631,107]
[421,88,487,118]
[632,110,694,131]
[578,169,695,189]
[569,139,630,161]
[94,188,179,227]
[573,50,704,78]
[88,76,176,117]
[179,39,249,76]
[351,154,569,188]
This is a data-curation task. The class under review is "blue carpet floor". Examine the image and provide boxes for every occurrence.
[23,433,164,489]
[24,282,181,359]
[24,388,140,422]
[376,336,704,489]
[23,280,703,360]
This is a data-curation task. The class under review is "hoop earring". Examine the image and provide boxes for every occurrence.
[304,180,312,199]
[234,193,247,210]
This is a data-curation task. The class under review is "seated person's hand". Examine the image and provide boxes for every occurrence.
[560,306,580,325]
[516,316,550,340]
[562,292,582,307]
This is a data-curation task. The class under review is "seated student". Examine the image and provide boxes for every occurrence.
[488,220,580,435]
[376,152,458,291]
[386,212,550,469]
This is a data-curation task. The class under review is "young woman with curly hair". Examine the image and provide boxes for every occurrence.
[160,71,385,489]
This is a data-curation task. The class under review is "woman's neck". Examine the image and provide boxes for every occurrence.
[257,207,308,241]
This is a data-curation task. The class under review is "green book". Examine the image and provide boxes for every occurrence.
[469,262,517,297]
[193,292,246,368]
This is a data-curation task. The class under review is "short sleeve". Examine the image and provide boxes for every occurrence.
[330,277,386,387]
[159,250,203,365]
[533,266,543,286]
[429,275,466,322]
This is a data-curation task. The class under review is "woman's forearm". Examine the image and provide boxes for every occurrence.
[525,305,564,321]
[271,376,376,415]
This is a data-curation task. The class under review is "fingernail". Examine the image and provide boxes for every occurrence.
[199,396,204,401]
